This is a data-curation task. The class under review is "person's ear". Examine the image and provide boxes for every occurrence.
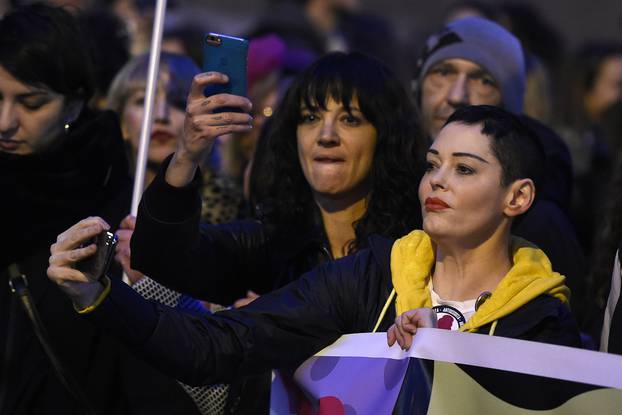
[120,119,130,142]
[503,178,535,217]
[63,99,84,125]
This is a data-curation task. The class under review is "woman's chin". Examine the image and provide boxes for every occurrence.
[422,219,451,240]
[310,181,347,198]
[148,147,176,164]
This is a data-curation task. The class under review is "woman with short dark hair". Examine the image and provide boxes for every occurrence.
[48,105,581,414]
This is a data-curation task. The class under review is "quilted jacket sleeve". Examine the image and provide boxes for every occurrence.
[89,248,388,386]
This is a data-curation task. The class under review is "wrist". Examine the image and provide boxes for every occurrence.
[166,153,199,187]
[73,277,110,313]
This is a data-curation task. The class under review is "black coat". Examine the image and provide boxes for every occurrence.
[512,116,587,318]
[0,110,200,415]
[90,234,581,411]
[131,157,333,306]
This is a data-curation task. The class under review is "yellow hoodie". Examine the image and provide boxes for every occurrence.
[388,230,570,333]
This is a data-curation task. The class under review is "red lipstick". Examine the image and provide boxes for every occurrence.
[424,197,450,212]
[151,130,175,143]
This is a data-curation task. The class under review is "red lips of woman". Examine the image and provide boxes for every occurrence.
[424,197,450,212]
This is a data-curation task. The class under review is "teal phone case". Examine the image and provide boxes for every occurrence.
[203,33,248,99]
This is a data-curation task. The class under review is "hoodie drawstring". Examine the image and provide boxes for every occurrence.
[488,320,498,336]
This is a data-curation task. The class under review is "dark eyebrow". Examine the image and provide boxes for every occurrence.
[17,91,49,99]
[452,152,490,164]
[300,105,362,112]
[128,86,147,95]
[426,149,490,164]
[467,68,494,79]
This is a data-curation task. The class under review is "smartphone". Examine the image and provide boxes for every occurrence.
[75,231,118,281]
[203,33,249,100]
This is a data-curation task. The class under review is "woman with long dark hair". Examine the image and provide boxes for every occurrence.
[128,51,425,305]
[249,51,423,254]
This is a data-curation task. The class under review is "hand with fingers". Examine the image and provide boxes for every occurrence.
[47,216,112,309]
[115,214,144,284]
[387,308,438,350]
[166,71,253,187]
[233,291,260,309]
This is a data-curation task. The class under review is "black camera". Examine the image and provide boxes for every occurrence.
[75,231,118,280]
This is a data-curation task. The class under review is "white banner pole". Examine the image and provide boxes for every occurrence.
[123,0,168,285]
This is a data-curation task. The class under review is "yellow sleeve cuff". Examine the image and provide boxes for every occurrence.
[74,276,112,314]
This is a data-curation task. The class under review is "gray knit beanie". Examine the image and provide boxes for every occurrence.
[417,17,526,114]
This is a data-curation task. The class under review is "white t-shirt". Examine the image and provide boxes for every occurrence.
[430,284,476,331]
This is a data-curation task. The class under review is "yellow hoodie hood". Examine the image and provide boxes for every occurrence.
[390,230,570,333]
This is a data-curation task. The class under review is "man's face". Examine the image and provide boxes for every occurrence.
[420,58,502,139]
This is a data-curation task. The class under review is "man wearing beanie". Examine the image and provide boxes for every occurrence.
[415,17,524,139]
[414,17,589,339]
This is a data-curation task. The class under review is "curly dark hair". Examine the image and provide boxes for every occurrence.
[250,52,425,253]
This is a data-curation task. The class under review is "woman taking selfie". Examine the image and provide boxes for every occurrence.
[48,105,581,414]
[0,4,200,414]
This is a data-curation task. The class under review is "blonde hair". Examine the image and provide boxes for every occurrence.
[107,52,199,115]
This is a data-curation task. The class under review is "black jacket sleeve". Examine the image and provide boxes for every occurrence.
[90,249,388,386]
[130,157,272,304]
[482,295,582,348]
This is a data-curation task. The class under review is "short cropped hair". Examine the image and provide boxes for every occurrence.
[445,105,544,188]
[0,3,95,101]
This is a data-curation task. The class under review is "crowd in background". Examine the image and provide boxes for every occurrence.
[1,0,622,414]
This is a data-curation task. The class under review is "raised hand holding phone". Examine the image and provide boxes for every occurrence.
[203,33,248,99]
[166,33,252,188]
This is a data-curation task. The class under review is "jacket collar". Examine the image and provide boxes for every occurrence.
[390,230,570,332]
